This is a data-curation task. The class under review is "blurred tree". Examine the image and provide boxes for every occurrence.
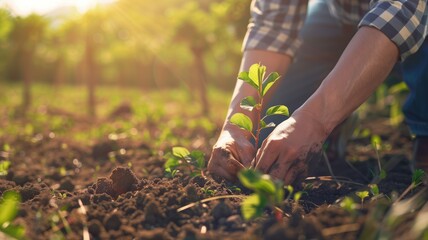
[9,14,47,112]
[0,9,12,79]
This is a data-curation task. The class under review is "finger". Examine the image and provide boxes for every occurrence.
[254,140,279,173]
[268,151,296,181]
[283,164,306,186]
[208,148,244,180]
[239,143,256,167]
[228,142,254,167]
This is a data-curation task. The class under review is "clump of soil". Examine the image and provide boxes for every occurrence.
[94,167,139,198]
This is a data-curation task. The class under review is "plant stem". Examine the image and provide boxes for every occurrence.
[394,183,415,203]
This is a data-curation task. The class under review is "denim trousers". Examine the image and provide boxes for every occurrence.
[260,0,428,143]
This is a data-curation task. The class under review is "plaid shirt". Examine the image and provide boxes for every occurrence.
[242,0,427,60]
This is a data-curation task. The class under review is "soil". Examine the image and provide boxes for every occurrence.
[0,115,426,240]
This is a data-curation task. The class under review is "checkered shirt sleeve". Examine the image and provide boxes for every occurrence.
[242,0,308,58]
[359,0,428,60]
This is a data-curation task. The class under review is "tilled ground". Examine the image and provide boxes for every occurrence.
[0,118,425,240]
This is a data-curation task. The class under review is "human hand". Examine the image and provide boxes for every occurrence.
[254,110,329,185]
[207,127,256,181]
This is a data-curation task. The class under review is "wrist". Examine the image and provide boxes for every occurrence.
[291,108,331,138]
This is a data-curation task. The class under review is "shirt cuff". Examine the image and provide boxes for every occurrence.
[242,25,303,58]
[358,0,427,60]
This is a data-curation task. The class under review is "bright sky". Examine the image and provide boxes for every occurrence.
[1,0,115,16]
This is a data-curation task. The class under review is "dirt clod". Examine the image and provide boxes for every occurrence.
[104,212,122,231]
[109,167,139,196]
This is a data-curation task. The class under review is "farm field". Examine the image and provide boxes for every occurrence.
[1,83,426,240]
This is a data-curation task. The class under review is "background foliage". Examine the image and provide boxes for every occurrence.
[0,0,251,90]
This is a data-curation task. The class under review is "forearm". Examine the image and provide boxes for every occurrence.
[297,27,399,134]
[223,50,292,132]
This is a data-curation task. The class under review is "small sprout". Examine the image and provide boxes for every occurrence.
[356,191,370,206]
[412,169,425,187]
[340,197,357,214]
[164,147,205,178]
[3,144,10,152]
[369,184,380,196]
[379,169,387,180]
[371,135,382,151]
[285,185,294,200]
[0,160,11,176]
[394,169,425,203]
[201,188,216,196]
[238,169,284,221]
[59,166,67,176]
[294,191,303,202]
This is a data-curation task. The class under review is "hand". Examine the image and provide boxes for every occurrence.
[207,127,256,181]
[254,110,329,185]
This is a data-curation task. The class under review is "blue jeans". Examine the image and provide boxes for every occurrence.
[260,0,428,144]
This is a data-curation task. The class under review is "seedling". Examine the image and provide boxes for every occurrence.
[0,160,10,176]
[371,135,387,181]
[164,147,205,178]
[230,63,288,155]
[201,188,216,196]
[369,184,380,196]
[340,196,357,215]
[238,169,284,221]
[395,169,425,203]
[0,191,25,239]
[356,191,369,207]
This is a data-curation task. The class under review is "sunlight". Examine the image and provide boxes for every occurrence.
[1,0,115,16]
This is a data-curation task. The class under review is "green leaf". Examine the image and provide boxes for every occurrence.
[262,72,280,96]
[240,96,258,111]
[294,192,303,202]
[356,191,370,201]
[379,169,387,180]
[230,113,253,132]
[412,169,425,186]
[266,105,289,117]
[340,197,356,213]
[164,152,180,169]
[0,160,11,176]
[172,147,190,158]
[190,150,205,169]
[0,191,21,225]
[369,184,379,196]
[260,120,275,130]
[274,182,284,204]
[238,71,258,89]
[371,135,382,150]
[238,169,276,194]
[1,224,25,239]
[248,63,263,89]
[241,193,267,220]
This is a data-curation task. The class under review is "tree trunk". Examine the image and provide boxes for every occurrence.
[192,47,209,116]
[85,31,96,118]
[22,50,33,113]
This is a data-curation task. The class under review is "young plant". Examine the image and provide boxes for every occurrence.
[395,169,425,203]
[371,135,387,181]
[0,160,11,176]
[238,169,284,221]
[230,63,289,154]
[356,191,370,207]
[368,184,380,196]
[340,196,357,215]
[164,147,205,178]
[0,191,25,239]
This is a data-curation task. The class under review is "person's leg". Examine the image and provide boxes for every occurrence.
[401,38,428,172]
[260,0,357,150]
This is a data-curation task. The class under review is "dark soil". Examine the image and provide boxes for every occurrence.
[0,117,426,239]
